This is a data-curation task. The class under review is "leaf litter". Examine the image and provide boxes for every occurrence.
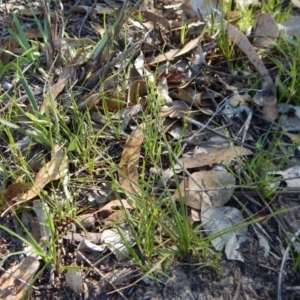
[0,0,300,299]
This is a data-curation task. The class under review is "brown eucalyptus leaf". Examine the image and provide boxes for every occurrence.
[176,146,253,169]
[0,257,39,300]
[119,128,144,195]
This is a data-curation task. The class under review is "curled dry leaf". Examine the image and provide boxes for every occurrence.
[135,52,155,82]
[128,80,147,105]
[158,77,173,106]
[119,128,144,195]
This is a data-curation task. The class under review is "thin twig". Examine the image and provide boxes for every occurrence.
[78,250,129,300]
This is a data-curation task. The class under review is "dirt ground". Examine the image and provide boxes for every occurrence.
[1,202,300,300]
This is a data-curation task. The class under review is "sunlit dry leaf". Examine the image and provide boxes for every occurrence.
[20,144,68,202]
[191,208,200,222]
[0,256,39,300]
[158,77,173,105]
[90,22,106,35]
[119,129,144,195]
[253,13,279,47]
[291,0,300,8]
[176,146,253,170]
[149,36,201,65]
[173,170,236,209]
[134,52,154,82]
[101,225,132,261]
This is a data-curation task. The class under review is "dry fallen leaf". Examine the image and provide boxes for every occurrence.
[0,256,40,300]
[101,225,132,261]
[149,36,201,65]
[276,166,300,188]
[21,144,68,201]
[228,25,275,89]
[173,170,236,209]
[253,13,279,47]
[1,144,68,217]
[128,80,147,105]
[280,17,300,37]
[65,263,85,294]
[176,146,253,169]
[119,128,144,195]
[291,0,300,8]
[201,204,247,261]
[3,182,28,206]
